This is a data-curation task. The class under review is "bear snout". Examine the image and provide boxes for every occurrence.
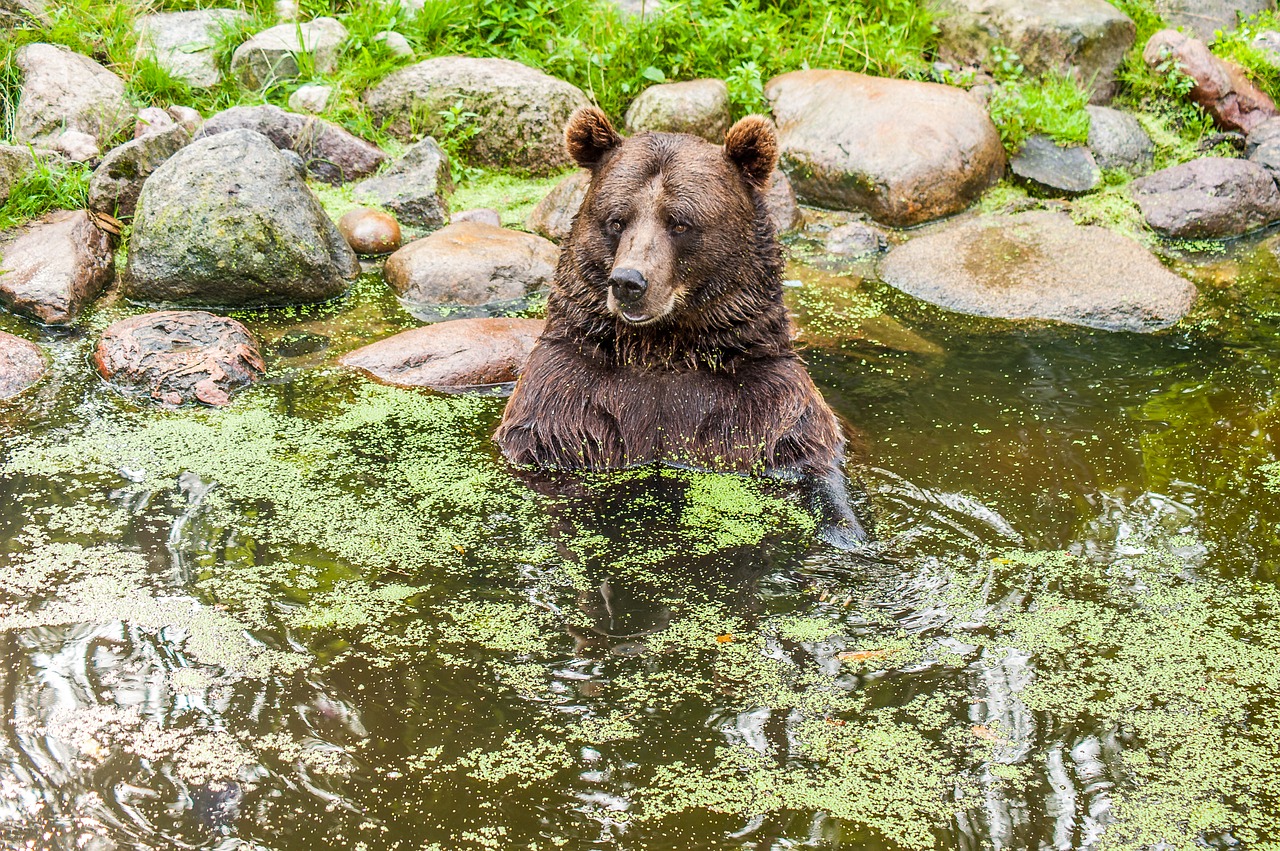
[609,268,648,303]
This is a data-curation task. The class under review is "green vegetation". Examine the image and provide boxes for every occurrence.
[985,68,1092,151]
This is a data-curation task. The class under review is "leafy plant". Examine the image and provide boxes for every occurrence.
[986,70,1092,151]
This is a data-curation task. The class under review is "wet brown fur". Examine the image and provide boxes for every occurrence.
[495,107,844,479]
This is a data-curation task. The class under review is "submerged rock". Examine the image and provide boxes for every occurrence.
[1086,105,1154,172]
[878,211,1196,332]
[1009,135,1101,196]
[824,221,887,257]
[0,332,46,401]
[95,310,265,407]
[13,43,133,147]
[1143,29,1277,134]
[525,169,590,242]
[624,79,731,141]
[340,317,546,389]
[89,124,191,218]
[1130,157,1280,238]
[351,136,451,227]
[338,208,402,255]
[0,210,115,325]
[231,17,347,89]
[133,9,250,89]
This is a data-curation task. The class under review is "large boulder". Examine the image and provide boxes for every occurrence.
[340,317,546,389]
[1143,29,1277,134]
[0,332,46,401]
[1086,105,1154,172]
[12,43,133,147]
[623,79,731,141]
[878,211,1196,332]
[1130,157,1280,238]
[1154,0,1273,41]
[364,57,590,174]
[133,9,250,89]
[525,169,590,242]
[124,129,360,307]
[231,17,347,89]
[95,311,265,407]
[351,136,452,227]
[195,104,386,184]
[0,210,115,325]
[384,222,558,311]
[931,0,1136,102]
[89,124,191,218]
[764,70,1006,227]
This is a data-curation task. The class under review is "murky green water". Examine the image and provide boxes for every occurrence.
[0,230,1278,851]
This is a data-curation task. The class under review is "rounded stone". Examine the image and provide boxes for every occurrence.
[1130,157,1280,238]
[1086,105,1154,173]
[338,208,402,255]
[451,208,501,227]
[1009,134,1102,197]
[94,310,266,406]
[288,84,332,114]
[340,317,546,389]
[0,332,46,400]
[623,78,731,141]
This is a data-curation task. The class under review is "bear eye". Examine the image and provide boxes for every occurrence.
[607,219,624,233]
[671,222,690,235]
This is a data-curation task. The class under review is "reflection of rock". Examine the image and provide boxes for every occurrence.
[525,169,589,242]
[340,317,545,389]
[95,310,266,406]
[0,332,45,400]
[0,210,115,325]
[785,265,942,355]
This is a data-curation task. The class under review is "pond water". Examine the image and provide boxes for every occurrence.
[0,226,1278,851]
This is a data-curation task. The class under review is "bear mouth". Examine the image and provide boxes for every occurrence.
[620,309,659,325]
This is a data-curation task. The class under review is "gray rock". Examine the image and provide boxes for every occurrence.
[765,168,802,233]
[1245,115,1280,156]
[525,169,590,242]
[623,78,730,141]
[825,222,887,257]
[765,69,1006,227]
[288,84,332,114]
[1154,0,1273,41]
[168,105,203,134]
[452,208,501,227]
[364,56,590,174]
[0,145,38,205]
[352,136,452,227]
[0,332,45,401]
[13,43,133,146]
[51,130,99,163]
[1253,29,1280,64]
[0,0,46,27]
[931,0,1136,102]
[384,222,559,311]
[195,104,386,184]
[1086,105,1154,172]
[1130,157,1280,238]
[1250,135,1280,184]
[0,210,115,325]
[340,317,546,389]
[90,124,191,218]
[878,210,1196,332]
[230,16,347,89]
[1009,134,1102,196]
[124,129,360,307]
[133,9,250,89]
[374,30,413,57]
[134,105,203,139]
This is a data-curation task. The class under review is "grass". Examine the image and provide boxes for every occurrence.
[986,69,1092,152]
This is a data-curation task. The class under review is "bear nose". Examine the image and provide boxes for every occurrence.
[610,268,648,303]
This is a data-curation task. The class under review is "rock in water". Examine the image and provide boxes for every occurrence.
[95,311,265,406]
[0,210,115,325]
[0,332,46,400]
[624,79,731,141]
[231,17,347,89]
[525,169,590,242]
[340,317,546,389]
[89,124,191,218]
[1009,135,1102,196]
[1130,157,1280,238]
[1086,105,1155,172]
[364,56,589,174]
[133,9,250,89]
[825,222,887,257]
[878,211,1196,333]
[1143,29,1277,134]
[352,136,452,227]
[765,70,1005,227]
[125,129,359,306]
[13,43,133,147]
[338,208,402,255]
[384,222,559,312]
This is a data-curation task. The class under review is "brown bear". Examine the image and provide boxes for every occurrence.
[494,106,866,546]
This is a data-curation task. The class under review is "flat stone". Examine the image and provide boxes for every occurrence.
[196,104,386,184]
[0,210,115,325]
[340,317,546,389]
[765,168,801,233]
[89,124,191,218]
[95,310,265,406]
[134,9,250,89]
[1154,0,1272,41]
[878,211,1196,332]
[525,169,589,242]
[231,17,347,89]
[125,129,359,307]
[1086,105,1154,172]
[364,56,590,174]
[288,84,331,114]
[384,222,559,310]
[13,43,133,146]
[0,332,46,400]
[452,208,501,227]
[338,208,401,255]
[931,0,1136,102]
[765,69,1006,227]
[1130,157,1280,238]
[1009,134,1101,196]
[352,136,451,227]
[825,222,887,257]
[1144,29,1277,134]
[623,78,731,141]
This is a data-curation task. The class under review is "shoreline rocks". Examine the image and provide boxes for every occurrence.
[0,210,115,325]
[1130,157,1280,238]
[352,136,452,227]
[340,317,546,389]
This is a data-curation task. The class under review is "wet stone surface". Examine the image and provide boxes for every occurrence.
[338,208,402,255]
[340,317,545,389]
[0,331,45,400]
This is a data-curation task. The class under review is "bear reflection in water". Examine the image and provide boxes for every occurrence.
[496,106,869,548]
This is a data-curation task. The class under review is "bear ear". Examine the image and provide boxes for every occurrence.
[724,115,779,190]
[565,106,622,169]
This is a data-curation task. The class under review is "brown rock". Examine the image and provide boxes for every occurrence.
[0,332,46,400]
[0,210,115,325]
[384,222,559,310]
[1143,29,1277,134]
[95,310,265,406]
[525,169,590,242]
[338,208,402,255]
[340,317,546,389]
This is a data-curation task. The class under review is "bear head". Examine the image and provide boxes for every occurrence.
[558,106,784,336]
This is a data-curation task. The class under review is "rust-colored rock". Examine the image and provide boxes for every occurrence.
[1143,29,1277,134]
[0,332,45,400]
[338,208,401,255]
[0,210,115,325]
[340,317,546,389]
[95,310,265,406]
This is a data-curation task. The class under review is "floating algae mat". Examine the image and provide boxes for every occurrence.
[1,240,1280,850]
